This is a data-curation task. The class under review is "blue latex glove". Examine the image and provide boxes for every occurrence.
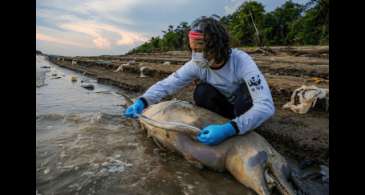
[197,122,236,145]
[123,98,145,118]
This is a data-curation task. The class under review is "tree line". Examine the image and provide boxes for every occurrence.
[127,0,329,54]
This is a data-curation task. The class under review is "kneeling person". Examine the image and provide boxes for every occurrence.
[124,16,275,145]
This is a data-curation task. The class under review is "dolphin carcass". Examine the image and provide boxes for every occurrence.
[123,97,297,195]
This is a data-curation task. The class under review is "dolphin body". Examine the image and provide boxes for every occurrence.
[122,95,296,195]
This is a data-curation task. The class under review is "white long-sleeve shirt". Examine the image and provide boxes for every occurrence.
[142,48,275,135]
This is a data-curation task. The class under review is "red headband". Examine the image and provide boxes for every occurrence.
[188,31,204,40]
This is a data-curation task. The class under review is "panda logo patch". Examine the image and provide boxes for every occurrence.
[248,75,264,91]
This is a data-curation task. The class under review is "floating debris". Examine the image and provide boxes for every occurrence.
[95,90,111,94]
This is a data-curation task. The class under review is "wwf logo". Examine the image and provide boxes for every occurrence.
[248,75,263,91]
[248,75,261,87]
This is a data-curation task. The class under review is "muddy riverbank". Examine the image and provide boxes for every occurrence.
[48,46,329,165]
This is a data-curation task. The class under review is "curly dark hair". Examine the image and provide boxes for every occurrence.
[189,16,231,64]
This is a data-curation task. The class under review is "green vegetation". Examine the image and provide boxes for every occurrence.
[128,0,328,54]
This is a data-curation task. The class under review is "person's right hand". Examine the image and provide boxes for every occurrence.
[123,98,145,118]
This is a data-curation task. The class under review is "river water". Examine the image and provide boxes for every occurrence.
[36,55,256,195]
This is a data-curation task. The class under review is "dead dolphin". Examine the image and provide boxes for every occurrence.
[122,95,296,195]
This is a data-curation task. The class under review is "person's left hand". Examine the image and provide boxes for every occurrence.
[196,122,236,145]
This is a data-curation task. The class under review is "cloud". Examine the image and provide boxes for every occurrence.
[36,33,90,48]
[59,21,149,49]
[36,0,226,55]
[37,0,138,26]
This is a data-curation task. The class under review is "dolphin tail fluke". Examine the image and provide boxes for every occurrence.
[266,161,297,195]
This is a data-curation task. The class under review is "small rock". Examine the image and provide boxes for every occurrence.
[44,168,50,175]
[153,148,159,155]
[70,76,78,82]
[320,165,329,182]
[36,189,42,195]
[127,143,138,147]
[81,83,95,90]
[127,60,137,65]
[60,151,66,158]
[61,165,74,169]
[81,171,94,176]
[124,162,133,167]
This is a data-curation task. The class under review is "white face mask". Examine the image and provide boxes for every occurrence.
[191,52,214,68]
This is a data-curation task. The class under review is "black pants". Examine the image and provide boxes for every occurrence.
[193,82,253,119]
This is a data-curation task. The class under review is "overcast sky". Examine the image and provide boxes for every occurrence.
[36,0,309,56]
